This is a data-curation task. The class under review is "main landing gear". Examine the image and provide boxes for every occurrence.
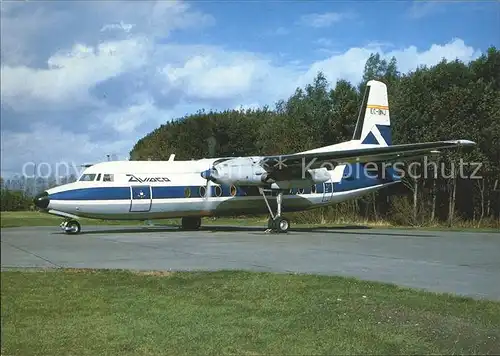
[60,219,81,234]
[181,217,201,230]
[260,188,290,233]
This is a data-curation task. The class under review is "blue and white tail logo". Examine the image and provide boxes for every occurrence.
[360,119,392,147]
[353,80,392,147]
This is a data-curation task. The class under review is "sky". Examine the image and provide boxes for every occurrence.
[1,0,499,179]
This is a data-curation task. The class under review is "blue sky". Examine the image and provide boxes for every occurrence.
[1,0,498,179]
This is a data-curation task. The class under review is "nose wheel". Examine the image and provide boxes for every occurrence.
[60,220,81,234]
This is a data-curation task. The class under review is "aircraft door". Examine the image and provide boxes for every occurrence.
[130,185,152,212]
[322,182,333,202]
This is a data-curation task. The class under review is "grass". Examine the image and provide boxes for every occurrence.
[1,269,499,355]
[1,211,498,232]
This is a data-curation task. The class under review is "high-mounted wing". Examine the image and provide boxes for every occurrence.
[260,140,475,171]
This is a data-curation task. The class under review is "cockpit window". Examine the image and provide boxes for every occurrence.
[103,174,114,182]
[79,174,97,181]
[96,173,101,181]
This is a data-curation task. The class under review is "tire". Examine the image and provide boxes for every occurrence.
[273,217,290,233]
[65,220,81,234]
[181,217,201,230]
[267,217,275,230]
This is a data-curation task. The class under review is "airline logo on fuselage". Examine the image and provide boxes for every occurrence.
[126,174,170,183]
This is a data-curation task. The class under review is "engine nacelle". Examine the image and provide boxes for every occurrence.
[304,167,331,183]
[201,159,332,187]
[201,157,268,186]
[270,180,313,190]
[268,168,331,189]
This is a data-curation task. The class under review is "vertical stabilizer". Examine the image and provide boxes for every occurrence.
[352,80,391,146]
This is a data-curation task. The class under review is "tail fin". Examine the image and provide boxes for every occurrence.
[352,80,392,146]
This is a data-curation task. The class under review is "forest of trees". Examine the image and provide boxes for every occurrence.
[131,47,496,228]
[0,188,32,211]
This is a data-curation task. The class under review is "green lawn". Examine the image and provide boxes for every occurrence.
[1,269,499,355]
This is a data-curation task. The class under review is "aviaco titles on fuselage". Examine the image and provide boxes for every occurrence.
[34,80,475,234]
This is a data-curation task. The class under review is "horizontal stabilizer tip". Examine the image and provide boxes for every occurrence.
[446,139,476,146]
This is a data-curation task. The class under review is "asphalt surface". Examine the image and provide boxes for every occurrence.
[1,225,499,300]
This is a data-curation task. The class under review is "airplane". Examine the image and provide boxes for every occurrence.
[33,80,475,234]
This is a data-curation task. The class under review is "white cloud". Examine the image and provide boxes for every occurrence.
[0,124,133,178]
[234,103,261,112]
[299,12,350,28]
[365,41,394,50]
[1,37,151,111]
[0,1,215,66]
[98,98,173,134]
[145,1,215,33]
[300,38,481,87]
[100,21,135,33]
[160,51,299,103]
[0,4,66,66]
[386,38,481,73]
[162,54,269,100]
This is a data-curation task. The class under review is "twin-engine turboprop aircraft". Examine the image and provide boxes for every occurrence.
[34,80,474,233]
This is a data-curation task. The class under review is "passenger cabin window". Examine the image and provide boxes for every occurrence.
[79,174,97,181]
[96,173,101,181]
[103,174,114,182]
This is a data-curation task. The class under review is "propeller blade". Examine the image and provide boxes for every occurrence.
[201,164,214,199]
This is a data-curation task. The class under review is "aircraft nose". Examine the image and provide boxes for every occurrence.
[33,191,50,209]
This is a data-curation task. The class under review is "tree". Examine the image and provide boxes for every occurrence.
[0,189,32,211]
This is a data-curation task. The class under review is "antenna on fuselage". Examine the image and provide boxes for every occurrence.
[168,154,175,161]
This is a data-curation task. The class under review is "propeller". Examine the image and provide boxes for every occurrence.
[201,165,215,215]
[201,135,218,203]
[201,167,219,182]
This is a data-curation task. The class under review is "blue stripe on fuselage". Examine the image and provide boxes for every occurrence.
[50,187,131,201]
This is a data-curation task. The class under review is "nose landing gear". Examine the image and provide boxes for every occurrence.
[60,219,81,234]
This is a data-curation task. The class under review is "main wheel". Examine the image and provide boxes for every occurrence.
[181,217,201,230]
[273,216,290,233]
[64,220,81,234]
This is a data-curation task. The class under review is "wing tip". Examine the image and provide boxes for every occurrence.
[445,139,476,146]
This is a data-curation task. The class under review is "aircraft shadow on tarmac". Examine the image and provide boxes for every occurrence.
[199,225,432,237]
[59,224,433,238]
